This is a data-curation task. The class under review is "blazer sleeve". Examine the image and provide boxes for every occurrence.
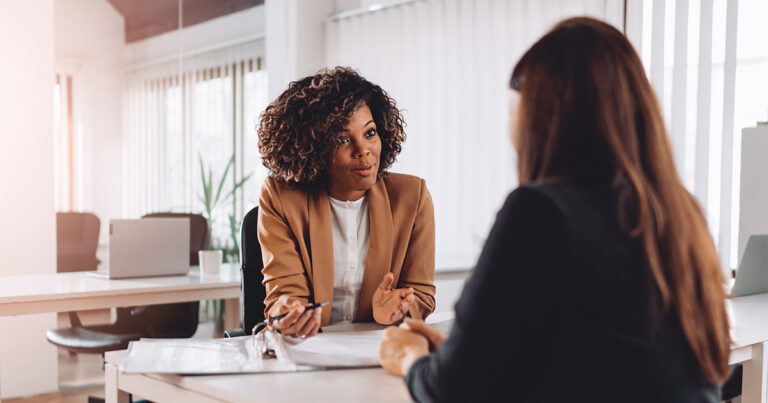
[258,178,311,317]
[404,187,568,402]
[398,179,437,320]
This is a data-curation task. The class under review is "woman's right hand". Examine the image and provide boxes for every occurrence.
[399,318,447,351]
[268,295,322,338]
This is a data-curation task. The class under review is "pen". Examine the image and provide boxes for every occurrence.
[267,301,329,323]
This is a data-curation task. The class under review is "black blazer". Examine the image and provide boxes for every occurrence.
[406,182,719,403]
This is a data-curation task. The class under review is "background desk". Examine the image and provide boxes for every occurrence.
[0,264,242,398]
[729,293,768,403]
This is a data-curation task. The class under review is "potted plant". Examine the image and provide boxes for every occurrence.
[197,152,251,332]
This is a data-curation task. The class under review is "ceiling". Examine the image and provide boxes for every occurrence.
[107,0,263,43]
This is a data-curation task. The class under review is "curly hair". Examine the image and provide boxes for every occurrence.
[257,67,406,186]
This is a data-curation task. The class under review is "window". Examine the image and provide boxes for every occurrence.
[630,0,768,271]
[123,40,268,256]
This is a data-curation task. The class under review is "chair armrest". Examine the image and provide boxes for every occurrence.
[224,328,246,338]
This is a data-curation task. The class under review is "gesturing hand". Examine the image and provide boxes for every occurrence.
[372,273,415,325]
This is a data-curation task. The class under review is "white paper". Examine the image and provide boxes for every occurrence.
[285,329,384,368]
[119,328,385,374]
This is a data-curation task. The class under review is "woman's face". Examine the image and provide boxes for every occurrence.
[508,91,522,150]
[326,103,382,201]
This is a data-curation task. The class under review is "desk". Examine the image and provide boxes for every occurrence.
[0,264,242,398]
[104,296,768,403]
[104,321,416,403]
[105,351,410,403]
[729,293,768,403]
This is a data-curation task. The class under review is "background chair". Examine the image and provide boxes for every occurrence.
[56,212,100,272]
[47,213,209,355]
[55,212,112,352]
[225,206,265,337]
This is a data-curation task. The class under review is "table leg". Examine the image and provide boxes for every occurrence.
[743,342,768,403]
[223,297,240,331]
[105,362,130,403]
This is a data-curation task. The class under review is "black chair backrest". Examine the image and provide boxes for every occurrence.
[142,212,210,265]
[56,212,100,272]
[241,206,266,332]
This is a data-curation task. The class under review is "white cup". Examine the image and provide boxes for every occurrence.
[199,250,223,276]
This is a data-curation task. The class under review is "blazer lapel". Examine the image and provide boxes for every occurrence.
[308,191,334,325]
[356,178,393,322]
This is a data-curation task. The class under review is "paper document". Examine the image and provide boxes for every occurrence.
[286,329,383,368]
[120,328,385,374]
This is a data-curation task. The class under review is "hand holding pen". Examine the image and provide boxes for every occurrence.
[268,296,326,338]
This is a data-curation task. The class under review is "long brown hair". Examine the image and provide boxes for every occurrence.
[511,17,730,383]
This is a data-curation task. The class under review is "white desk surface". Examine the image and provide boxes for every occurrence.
[105,321,415,403]
[729,293,768,348]
[102,296,768,403]
[0,264,241,316]
[107,349,410,403]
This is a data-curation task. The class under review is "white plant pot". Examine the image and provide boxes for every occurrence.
[199,250,223,276]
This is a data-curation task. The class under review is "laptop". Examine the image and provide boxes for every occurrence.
[731,234,768,297]
[89,218,190,279]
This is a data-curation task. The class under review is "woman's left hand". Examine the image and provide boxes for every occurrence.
[372,273,416,325]
[379,326,430,376]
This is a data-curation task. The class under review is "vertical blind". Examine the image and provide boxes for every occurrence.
[325,0,624,270]
[626,0,768,272]
[123,39,268,248]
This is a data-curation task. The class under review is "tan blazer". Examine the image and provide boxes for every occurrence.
[258,172,436,326]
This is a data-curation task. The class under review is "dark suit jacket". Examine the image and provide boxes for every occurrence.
[406,181,720,403]
[258,172,436,326]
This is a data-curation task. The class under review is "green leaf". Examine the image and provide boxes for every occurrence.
[228,214,240,262]
[199,154,210,211]
[220,172,253,203]
[207,167,213,209]
[213,154,235,209]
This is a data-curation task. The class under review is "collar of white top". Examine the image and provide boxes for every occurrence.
[328,195,366,209]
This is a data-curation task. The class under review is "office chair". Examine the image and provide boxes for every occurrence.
[224,206,266,337]
[46,213,209,354]
[56,212,101,272]
[722,364,742,402]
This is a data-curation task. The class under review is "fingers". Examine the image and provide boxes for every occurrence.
[297,307,322,338]
[398,287,414,298]
[282,307,315,336]
[399,295,414,315]
[377,287,416,324]
[377,273,395,291]
[379,326,431,377]
[400,319,447,349]
[273,304,303,329]
[305,308,323,338]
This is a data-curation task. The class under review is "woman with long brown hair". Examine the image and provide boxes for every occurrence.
[380,17,730,402]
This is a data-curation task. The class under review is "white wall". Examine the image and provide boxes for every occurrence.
[55,0,125,258]
[265,0,334,100]
[0,0,58,398]
[325,0,624,270]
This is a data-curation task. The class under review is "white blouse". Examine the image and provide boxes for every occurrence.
[328,195,371,324]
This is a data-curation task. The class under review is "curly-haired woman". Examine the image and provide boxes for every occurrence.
[256,67,436,338]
